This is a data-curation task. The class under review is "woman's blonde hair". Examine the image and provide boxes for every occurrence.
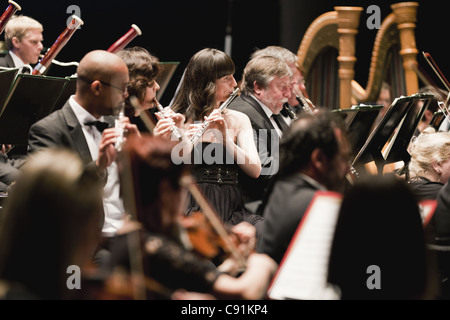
[409,129,450,178]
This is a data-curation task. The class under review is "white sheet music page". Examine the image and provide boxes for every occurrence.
[267,191,343,300]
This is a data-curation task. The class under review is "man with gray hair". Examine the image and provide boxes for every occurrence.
[229,54,292,214]
[0,15,43,73]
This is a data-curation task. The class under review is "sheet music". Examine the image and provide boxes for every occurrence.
[268,191,342,300]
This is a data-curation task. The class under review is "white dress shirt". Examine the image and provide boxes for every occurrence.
[69,95,125,236]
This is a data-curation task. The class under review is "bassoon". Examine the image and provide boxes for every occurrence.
[32,15,84,75]
[0,0,21,35]
[107,24,142,54]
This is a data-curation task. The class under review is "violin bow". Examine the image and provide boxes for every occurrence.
[180,175,247,270]
[422,51,450,92]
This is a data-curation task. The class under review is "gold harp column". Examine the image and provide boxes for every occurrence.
[391,2,419,96]
[335,6,363,109]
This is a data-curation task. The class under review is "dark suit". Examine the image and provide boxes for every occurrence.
[28,100,114,164]
[28,100,115,232]
[0,52,23,190]
[0,52,15,69]
[228,93,282,213]
[256,174,321,264]
[434,181,450,240]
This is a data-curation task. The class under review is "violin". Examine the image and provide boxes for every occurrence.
[180,210,239,264]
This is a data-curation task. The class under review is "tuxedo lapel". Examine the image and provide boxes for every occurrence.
[61,102,93,163]
[240,94,276,130]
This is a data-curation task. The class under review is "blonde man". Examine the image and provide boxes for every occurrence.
[0,15,43,73]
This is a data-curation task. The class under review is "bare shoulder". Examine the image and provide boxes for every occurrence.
[224,109,251,126]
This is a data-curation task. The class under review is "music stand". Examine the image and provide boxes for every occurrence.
[333,104,382,158]
[52,75,77,111]
[156,62,179,101]
[0,68,19,108]
[0,74,68,145]
[383,93,432,165]
[351,93,432,175]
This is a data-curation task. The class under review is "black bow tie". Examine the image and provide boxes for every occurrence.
[84,120,110,133]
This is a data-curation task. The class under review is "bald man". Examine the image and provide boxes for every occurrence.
[28,50,139,237]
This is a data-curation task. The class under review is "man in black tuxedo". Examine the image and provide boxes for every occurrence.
[257,111,351,264]
[0,16,44,190]
[0,15,43,73]
[228,55,292,214]
[28,50,139,238]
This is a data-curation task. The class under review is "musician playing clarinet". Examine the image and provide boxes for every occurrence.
[153,48,264,237]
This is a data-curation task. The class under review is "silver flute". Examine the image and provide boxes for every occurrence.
[190,88,240,145]
[155,100,183,140]
[115,103,125,151]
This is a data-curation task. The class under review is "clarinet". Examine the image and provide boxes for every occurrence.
[107,24,142,54]
[294,88,315,115]
[0,1,21,35]
[190,88,239,145]
[33,15,84,75]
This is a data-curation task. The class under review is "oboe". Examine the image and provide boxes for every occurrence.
[155,100,183,140]
[190,88,240,145]
[0,1,21,35]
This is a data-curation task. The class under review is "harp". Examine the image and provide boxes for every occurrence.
[297,2,420,110]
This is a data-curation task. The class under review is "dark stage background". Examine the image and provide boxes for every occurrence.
[14,0,446,106]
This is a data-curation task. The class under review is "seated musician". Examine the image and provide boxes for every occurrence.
[115,47,177,133]
[28,50,140,241]
[0,15,43,74]
[257,110,352,265]
[250,45,315,123]
[328,174,438,300]
[0,148,104,299]
[154,48,263,235]
[0,15,44,183]
[407,128,450,201]
[106,134,277,300]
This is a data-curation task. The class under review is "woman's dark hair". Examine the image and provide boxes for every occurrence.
[171,48,235,121]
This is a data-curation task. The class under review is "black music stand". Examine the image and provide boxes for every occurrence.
[333,104,382,158]
[0,74,68,145]
[0,68,19,107]
[351,93,432,175]
[52,75,77,111]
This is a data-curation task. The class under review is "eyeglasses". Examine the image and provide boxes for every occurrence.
[98,80,128,94]
[78,75,128,94]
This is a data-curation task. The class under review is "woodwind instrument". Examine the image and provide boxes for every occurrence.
[190,88,239,145]
[107,24,142,54]
[154,99,183,140]
[33,15,84,75]
[294,87,315,114]
[0,0,21,35]
[115,103,125,152]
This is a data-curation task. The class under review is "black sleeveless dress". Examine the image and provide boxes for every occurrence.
[185,142,263,231]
